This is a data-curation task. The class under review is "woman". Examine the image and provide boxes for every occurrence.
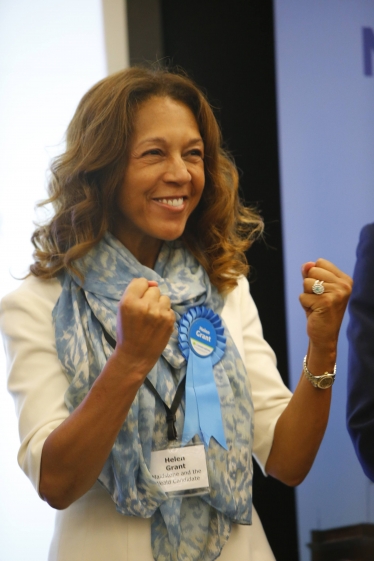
[0,67,351,561]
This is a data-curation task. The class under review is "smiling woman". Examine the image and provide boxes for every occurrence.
[113,96,205,268]
[29,67,262,293]
[0,66,352,561]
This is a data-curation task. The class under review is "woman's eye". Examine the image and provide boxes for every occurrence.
[143,149,162,156]
[188,149,204,159]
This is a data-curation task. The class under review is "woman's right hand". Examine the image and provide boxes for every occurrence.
[40,278,175,509]
[114,278,175,379]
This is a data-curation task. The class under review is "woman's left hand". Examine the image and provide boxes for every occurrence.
[266,258,352,486]
[299,258,353,352]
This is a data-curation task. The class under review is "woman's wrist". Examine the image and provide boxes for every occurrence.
[306,342,337,375]
[97,348,149,392]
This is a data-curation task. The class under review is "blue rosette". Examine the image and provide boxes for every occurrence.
[178,306,227,449]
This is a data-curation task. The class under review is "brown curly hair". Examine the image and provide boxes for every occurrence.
[30,66,263,293]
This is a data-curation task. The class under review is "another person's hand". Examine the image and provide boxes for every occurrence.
[114,278,175,377]
[299,258,352,352]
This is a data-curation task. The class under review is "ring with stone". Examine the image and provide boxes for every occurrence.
[312,280,325,295]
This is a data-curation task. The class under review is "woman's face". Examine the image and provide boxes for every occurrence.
[112,96,205,268]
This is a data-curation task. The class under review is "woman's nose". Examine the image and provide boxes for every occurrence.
[163,157,192,184]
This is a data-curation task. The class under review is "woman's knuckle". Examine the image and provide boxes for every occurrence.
[121,298,133,314]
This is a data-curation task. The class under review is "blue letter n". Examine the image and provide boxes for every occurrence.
[363,27,374,76]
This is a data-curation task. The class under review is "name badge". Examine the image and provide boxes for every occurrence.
[150,444,209,497]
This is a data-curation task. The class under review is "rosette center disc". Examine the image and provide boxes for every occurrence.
[189,318,217,357]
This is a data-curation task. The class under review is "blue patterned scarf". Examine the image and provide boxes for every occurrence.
[53,232,254,561]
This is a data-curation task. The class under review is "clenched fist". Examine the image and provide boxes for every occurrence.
[114,278,175,379]
[299,258,352,353]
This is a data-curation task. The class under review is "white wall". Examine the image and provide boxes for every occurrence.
[0,1,127,559]
[274,1,374,559]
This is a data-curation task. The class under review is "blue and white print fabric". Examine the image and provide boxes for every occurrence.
[53,232,254,561]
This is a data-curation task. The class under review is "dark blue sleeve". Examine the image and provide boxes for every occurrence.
[347,223,374,481]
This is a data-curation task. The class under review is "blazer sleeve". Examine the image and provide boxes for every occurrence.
[222,277,292,474]
[0,276,70,495]
[347,223,374,481]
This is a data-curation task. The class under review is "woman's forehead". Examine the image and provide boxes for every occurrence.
[130,96,202,143]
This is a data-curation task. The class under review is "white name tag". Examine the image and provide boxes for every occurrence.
[150,444,209,496]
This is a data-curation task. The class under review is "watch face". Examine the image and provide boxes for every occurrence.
[317,376,334,389]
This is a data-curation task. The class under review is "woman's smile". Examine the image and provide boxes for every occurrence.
[112,96,205,268]
[152,196,185,209]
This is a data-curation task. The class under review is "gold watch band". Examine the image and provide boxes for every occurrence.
[303,355,336,389]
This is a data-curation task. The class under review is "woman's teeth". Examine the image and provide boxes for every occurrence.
[158,198,184,207]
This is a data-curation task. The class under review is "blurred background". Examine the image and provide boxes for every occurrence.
[1,1,373,559]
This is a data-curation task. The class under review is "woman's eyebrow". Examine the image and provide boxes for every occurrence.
[185,138,204,146]
[136,137,167,147]
[136,136,204,148]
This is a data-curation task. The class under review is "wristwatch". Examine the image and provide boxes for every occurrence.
[303,355,336,389]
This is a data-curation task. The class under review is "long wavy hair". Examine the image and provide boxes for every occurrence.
[31,66,263,293]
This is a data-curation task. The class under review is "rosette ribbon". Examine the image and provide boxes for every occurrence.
[178,306,227,450]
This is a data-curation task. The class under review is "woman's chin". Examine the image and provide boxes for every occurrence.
[156,224,187,242]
